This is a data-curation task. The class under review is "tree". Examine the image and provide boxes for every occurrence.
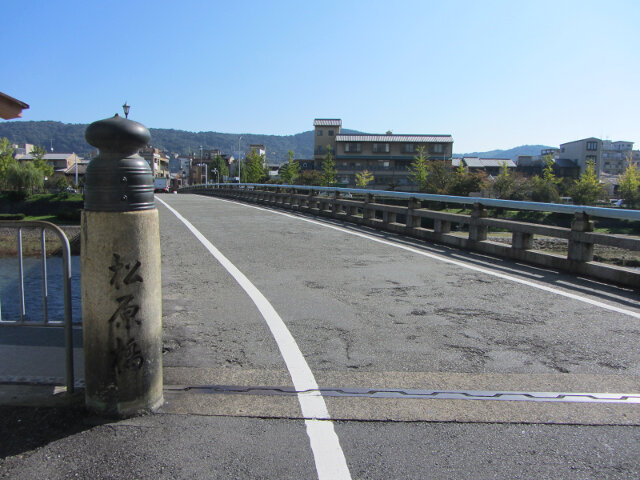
[298,169,323,186]
[355,170,374,188]
[491,162,515,199]
[408,146,429,191]
[321,145,336,186]
[210,154,229,182]
[529,155,560,203]
[425,161,453,194]
[6,162,44,197]
[568,160,606,205]
[618,154,640,208]
[51,175,70,191]
[31,145,54,179]
[244,148,266,183]
[280,150,301,185]
[542,154,559,185]
[448,163,487,196]
[0,137,17,188]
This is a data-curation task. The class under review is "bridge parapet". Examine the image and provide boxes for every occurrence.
[181,184,640,288]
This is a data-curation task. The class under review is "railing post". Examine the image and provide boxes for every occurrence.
[406,197,421,232]
[308,189,315,210]
[512,231,533,250]
[82,114,163,417]
[568,212,594,262]
[469,203,488,241]
[434,219,450,234]
[363,194,375,221]
[332,190,340,215]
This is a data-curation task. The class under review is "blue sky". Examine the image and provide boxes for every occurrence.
[3,0,639,154]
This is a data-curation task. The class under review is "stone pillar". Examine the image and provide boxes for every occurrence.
[82,114,163,417]
[568,212,594,262]
[406,198,421,232]
[363,194,375,221]
[512,231,533,250]
[383,209,396,225]
[469,203,488,241]
[434,219,451,234]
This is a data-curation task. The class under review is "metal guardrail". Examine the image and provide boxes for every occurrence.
[181,183,640,288]
[0,220,75,393]
[188,183,640,221]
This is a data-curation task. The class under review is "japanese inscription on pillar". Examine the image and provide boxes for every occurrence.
[108,253,144,373]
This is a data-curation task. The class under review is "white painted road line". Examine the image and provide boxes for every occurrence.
[157,197,352,480]
[212,196,640,320]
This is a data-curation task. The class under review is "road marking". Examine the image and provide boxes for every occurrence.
[157,198,352,480]
[210,196,640,319]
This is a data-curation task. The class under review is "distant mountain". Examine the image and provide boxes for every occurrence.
[0,121,317,162]
[453,145,553,161]
[0,121,552,164]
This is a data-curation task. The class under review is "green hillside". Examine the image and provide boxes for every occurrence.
[0,120,553,163]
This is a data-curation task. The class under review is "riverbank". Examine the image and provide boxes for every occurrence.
[0,225,81,256]
[488,235,640,268]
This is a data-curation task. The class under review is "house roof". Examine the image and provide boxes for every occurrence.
[18,153,77,161]
[314,119,342,127]
[0,91,29,120]
[462,157,515,168]
[64,163,88,175]
[336,134,453,143]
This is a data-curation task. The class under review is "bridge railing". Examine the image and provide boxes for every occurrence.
[0,220,75,392]
[181,183,640,288]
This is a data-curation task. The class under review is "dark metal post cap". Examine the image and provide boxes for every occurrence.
[84,114,154,212]
[85,114,151,157]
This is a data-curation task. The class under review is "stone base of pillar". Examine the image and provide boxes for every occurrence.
[81,209,163,417]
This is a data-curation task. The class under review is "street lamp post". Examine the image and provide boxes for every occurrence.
[200,146,207,184]
[238,136,242,182]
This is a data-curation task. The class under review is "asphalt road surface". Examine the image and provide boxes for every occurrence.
[2,193,639,479]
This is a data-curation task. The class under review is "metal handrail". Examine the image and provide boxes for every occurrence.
[0,220,75,393]
[185,183,640,222]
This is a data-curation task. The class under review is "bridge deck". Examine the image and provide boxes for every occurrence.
[155,193,640,477]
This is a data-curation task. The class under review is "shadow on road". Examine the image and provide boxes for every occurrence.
[0,405,105,459]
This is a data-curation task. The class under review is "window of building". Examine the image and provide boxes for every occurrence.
[433,144,444,153]
[317,130,323,136]
[328,130,334,136]
[403,144,415,154]
[344,143,361,153]
[586,141,598,151]
[373,143,390,153]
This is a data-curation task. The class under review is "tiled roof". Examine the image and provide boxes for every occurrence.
[64,163,88,174]
[336,134,453,143]
[462,157,515,168]
[314,119,342,126]
[17,153,77,160]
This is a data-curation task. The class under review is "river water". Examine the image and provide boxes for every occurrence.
[0,256,82,323]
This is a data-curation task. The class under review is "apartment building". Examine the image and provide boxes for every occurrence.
[559,138,639,176]
[139,146,170,179]
[16,151,82,173]
[313,118,454,189]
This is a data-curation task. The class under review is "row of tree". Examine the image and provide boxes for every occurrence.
[407,148,640,207]
[0,138,71,198]
[244,144,640,207]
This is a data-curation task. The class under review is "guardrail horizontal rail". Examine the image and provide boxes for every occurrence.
[181,183,640,288]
